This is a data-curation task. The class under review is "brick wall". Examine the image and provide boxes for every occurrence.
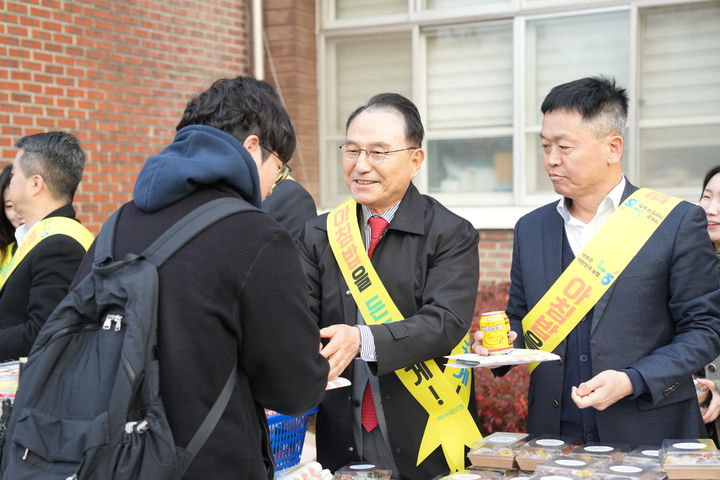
[478,229,513,285]
[0,0,250,231]
[264,0,318,199]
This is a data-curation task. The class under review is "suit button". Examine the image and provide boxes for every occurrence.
[395,447,402,455]
[663,383,679,396]
[579,354,588,362]
[348,446,354,452]
[552,399,559,408]
[383,392,391,400]
[346,290,351,295]
[709,364,717,373]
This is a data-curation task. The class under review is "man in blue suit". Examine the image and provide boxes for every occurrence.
[476,76,720,446]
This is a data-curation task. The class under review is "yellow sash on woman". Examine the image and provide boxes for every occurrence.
[327,199,481,472]
[0,244,13,271]
[0,217,94,291]
[522,189,681,371]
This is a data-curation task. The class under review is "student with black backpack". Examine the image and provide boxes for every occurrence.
[1,77,329,480]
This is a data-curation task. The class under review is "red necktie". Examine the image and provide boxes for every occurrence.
[361,216,389,432]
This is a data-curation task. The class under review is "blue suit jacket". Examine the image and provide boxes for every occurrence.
[508,181,720,446]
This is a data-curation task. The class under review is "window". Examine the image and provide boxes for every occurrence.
[425,22,513,195]
[332,0,406,20]
[322,34,411,201]
[524,10,630,195]
[423,0,511,11]
[638,2,720,195]
[319,0,720,226]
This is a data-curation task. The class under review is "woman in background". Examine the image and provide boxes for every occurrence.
[0,165,22,268]
[696,165,720,441]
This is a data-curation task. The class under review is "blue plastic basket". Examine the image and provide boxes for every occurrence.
[267,408,318,470]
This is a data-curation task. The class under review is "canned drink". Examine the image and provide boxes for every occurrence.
[479,311,513,355]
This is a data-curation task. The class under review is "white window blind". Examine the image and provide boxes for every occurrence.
[425,0,510,10]
[640,3,720,120]
[426,23,513,130]
[526,11,630,124]
[329,35,412,135]
[324,34,412,205]
[334,0,406,19]
[524,11,630,194]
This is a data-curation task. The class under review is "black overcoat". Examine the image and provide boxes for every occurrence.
[299,183,480,479]
[74,185,329,479]
[0,204,86,360]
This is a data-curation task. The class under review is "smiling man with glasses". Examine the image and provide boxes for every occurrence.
[299,93,481,478]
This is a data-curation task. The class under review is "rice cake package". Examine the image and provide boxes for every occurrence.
[333,463,392,480]
[515,436,582,471]
[590,460,666,479]
[660,439,720,480]
[500,470,535,479]
[622,446,661,466]
[432,470,504,480]
[534,455,606,477]
[572,443,629,462]
[526,473,587,480]
[468,432,530,469]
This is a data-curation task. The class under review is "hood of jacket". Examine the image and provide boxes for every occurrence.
[133,125,262,212]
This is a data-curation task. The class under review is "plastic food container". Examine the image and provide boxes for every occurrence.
[333,463,392,479]
[515,436,582,471]
[468,432,529,469]
[660,438,720,479]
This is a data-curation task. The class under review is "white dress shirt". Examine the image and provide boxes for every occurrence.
[556,177,626,256]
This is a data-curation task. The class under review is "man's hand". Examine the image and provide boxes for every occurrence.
[695,378,720,424]
[319,324,361,380]
[571,370,633,411]
[471,329,517,356]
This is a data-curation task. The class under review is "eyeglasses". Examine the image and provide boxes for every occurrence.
[260,143,292,187]
[339,144,420,164]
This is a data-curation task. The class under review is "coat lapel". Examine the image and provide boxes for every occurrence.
[543,204,564,292]
[590,181,639,335]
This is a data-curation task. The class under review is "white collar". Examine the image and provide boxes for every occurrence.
[556,176,626,223]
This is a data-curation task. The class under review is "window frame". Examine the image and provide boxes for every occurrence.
[318,0,720,228]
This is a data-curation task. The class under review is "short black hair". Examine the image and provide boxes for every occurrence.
[346,93,424,146]
[702,165,720,198]
[176,76,296,163]
[541,76,628,138]
[15,131,85,202]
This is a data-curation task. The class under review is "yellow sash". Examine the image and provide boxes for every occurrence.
[0,217,95,291]
[522,188,681,372]
[327,199,481,472]
[0,244,13,271]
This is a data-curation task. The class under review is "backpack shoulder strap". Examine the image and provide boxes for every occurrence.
[142,197,258,267]
[145,197,256,473]
[184,363,238,458]
[93,208,123,264]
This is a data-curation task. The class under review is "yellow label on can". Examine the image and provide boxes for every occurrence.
[480,311,512,355]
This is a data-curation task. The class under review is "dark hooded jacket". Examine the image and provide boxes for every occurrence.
[74,125,329,479]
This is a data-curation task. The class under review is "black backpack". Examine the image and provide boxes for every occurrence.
[0,197,256,480]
